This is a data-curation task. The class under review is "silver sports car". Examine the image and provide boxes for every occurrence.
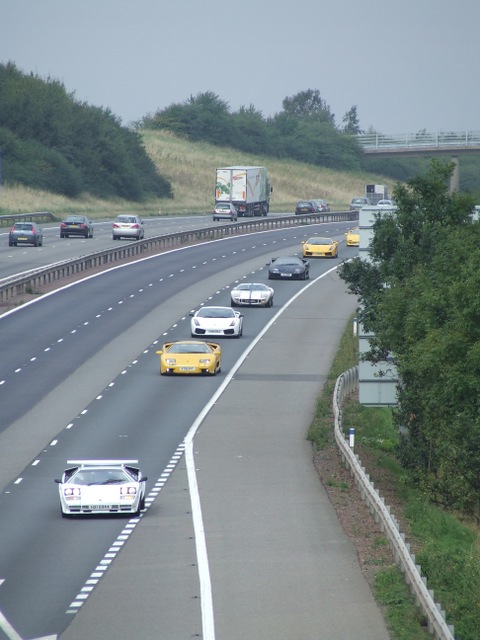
[230,282,274,307]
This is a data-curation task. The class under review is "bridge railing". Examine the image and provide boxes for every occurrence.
[358,130,480,150]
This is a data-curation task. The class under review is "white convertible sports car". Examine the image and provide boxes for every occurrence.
[190,306,243,338]
[230,282,274,307]
[55,460,148,517]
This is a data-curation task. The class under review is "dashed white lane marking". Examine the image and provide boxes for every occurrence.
[66,442,186,615]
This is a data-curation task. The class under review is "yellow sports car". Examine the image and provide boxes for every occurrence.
[156,340,222,376]
[302,236,339,258]
[345,227,360,247]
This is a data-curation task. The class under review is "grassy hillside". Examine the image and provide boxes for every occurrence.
[0,130,394,218]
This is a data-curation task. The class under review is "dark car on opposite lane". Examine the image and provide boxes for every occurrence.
[295,201,316,215]
[8,222,44,247]
[60,215,94,238]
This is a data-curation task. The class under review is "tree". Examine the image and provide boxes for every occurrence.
[281,89,335,125]
[342,105,362,134]
[338,160,480,518]
[0,62,172,200]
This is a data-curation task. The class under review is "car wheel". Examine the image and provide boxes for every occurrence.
[8,241,13,246]
[231,299,237,307]
[307,270,310,279]
[268,297,273,307]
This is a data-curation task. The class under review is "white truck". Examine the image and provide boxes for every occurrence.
[215,166,272,217]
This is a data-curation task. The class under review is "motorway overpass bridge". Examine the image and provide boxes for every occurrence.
[357,130,480,191]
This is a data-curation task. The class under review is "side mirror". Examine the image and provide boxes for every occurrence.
[54,479,61,484]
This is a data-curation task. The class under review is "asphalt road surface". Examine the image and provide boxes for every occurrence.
[0,222,389,640]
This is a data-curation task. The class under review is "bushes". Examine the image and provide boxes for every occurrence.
[0,62,172,201]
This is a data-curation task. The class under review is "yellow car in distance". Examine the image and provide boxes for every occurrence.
[302,236,339,258]
[157,340,222,376]
[345,227,360,247]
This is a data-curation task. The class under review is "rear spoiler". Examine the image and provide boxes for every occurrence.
[66,460,139,466]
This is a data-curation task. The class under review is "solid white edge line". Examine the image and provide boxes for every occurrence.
[183,263,340,640]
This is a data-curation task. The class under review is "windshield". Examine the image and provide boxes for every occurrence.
[274,258,300,266]
[168,343,211,354]
[306,238,332,245]
[197,307,234,318]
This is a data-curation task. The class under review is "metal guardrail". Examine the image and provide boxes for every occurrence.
[358,130,480,151]
[0,211,357,303]
[334,367,455,640]
[0,211,59,227]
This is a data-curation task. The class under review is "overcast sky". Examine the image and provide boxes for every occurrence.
[1,0,479,134]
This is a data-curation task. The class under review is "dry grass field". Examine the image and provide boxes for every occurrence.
[0,130,393,219]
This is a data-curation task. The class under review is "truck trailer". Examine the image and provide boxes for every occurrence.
[365,184,389,205]
[215,166,272,217]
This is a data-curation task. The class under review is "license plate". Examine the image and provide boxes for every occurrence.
[208,330,222,334]
[180,366,195,371]
[280,273,292,277]
[18,236,28,241]
[89,504,111,510]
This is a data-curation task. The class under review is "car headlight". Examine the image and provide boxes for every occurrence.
[120,486,137,500]
[64,487,81,501]
[165,358,176,364]
[294,268,302,273]
[199,358,212,364]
